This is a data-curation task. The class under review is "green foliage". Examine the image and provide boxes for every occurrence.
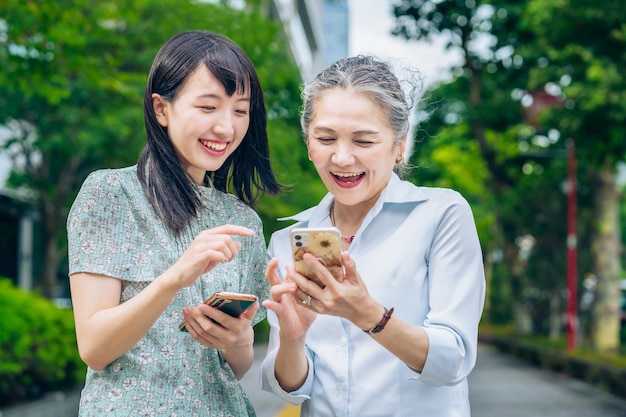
[520,0,626,352]
[253,317,270,344]
[622,193,626,268]
[0,0,318,296]
[411,119,494,245]
[0,278,85,406]
[522,0,626,168]
[258,120,328,238]
[392,0,486,55]
[393,1,625,347]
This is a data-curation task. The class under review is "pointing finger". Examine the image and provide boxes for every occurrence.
[208,224,255,237]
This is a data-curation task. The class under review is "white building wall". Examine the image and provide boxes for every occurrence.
[272,0,326,81]
[322,0,349,67]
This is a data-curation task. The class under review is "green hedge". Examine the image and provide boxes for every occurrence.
[0,278,85,406]
[254,317,270,344]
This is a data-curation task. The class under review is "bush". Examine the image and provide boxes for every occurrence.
[254,317,270,344]
[0,278,85,406]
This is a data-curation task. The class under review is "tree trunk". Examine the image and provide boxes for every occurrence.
[505,239,533,335]
[38,193,63,299]
[41,230,60,299]
[512,301,533,334]
[549,291,561,341]
[34,155,80,299]
[590,160,622,353]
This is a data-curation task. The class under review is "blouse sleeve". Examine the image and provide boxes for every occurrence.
[67,169,141,280]
[418,189,486,385]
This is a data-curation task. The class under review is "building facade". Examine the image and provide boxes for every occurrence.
[270,0,349,81]
[322,0,349,67]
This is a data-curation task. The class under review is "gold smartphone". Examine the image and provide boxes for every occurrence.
[179,291,257,332]
[290,227,343,287]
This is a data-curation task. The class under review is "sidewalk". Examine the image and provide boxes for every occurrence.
[3,343,624,417]
[243,343,626,417]
[0,344,282,417]
[0,389,80,417]
[469,344,626,417]
[239,344,293,417]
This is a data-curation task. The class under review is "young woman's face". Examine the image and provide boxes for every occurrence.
[152,65,250,185]
[307,88,405,207]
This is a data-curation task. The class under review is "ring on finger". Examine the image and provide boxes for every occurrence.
[303,295,312,306]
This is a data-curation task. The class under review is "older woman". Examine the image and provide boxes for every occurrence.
[261,55,485,417]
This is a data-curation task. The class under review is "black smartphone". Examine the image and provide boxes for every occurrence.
[179,291,257,332]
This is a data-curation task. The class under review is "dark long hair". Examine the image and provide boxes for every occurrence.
[138,30,280,235]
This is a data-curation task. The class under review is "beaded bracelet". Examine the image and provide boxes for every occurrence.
[364,306,394,335]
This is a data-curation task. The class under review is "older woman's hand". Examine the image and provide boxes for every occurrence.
[289,252,382,331]
[262,258,317,341]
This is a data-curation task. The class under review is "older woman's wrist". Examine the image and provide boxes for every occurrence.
[353,303,387,332]
[363,306,394,335]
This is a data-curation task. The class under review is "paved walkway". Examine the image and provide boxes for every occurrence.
[239,344,286,417]
[0,390,80,417]
[3,343,625,417]
[469,344,626,417]
[242,343,626,417]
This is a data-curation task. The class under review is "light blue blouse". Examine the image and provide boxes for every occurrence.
[261,173,486,417]
[67,166,268,417]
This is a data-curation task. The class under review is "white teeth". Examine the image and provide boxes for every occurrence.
[200,140,227,151]
[332,172,363,177]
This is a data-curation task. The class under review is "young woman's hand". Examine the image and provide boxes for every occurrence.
[167,224,255,289]
[262,258,317,341]
[181,301,259,379]
[181,301,259,349]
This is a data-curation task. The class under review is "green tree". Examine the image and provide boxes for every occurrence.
[392,0,545,330]
[393,0,625,353]
[521,0,626,352]
[0,0,316,298]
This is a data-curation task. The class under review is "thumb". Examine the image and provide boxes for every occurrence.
[262,299,282,315]
[342,252,358,280]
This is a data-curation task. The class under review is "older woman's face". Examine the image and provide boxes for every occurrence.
[306,88,405,207]
[152,65,251,185]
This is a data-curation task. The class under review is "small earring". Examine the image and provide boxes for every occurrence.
[395,154,404,164]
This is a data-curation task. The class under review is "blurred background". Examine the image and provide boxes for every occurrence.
[1,0,625,413]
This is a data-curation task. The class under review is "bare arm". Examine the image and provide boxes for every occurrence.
[273,335,309,392]
[70,224,255,371]
[262,258,316,392]
[221,343,255,380]
[70,270,179,371]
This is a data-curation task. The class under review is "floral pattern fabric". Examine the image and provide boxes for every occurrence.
[67,166,268,417]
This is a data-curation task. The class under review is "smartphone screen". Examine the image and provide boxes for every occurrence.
[290,227,343,287]
[179,292,257,332]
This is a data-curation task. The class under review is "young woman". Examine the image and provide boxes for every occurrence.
[261,55,486,416]
[67,30,279,416]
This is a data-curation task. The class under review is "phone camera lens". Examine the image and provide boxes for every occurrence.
[296,242,302,247]
[295,235,302,240]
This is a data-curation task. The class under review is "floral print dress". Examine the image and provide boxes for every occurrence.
[67,166,268,417]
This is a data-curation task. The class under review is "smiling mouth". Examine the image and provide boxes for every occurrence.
[332,171,364,183]
[199,139,227,152]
